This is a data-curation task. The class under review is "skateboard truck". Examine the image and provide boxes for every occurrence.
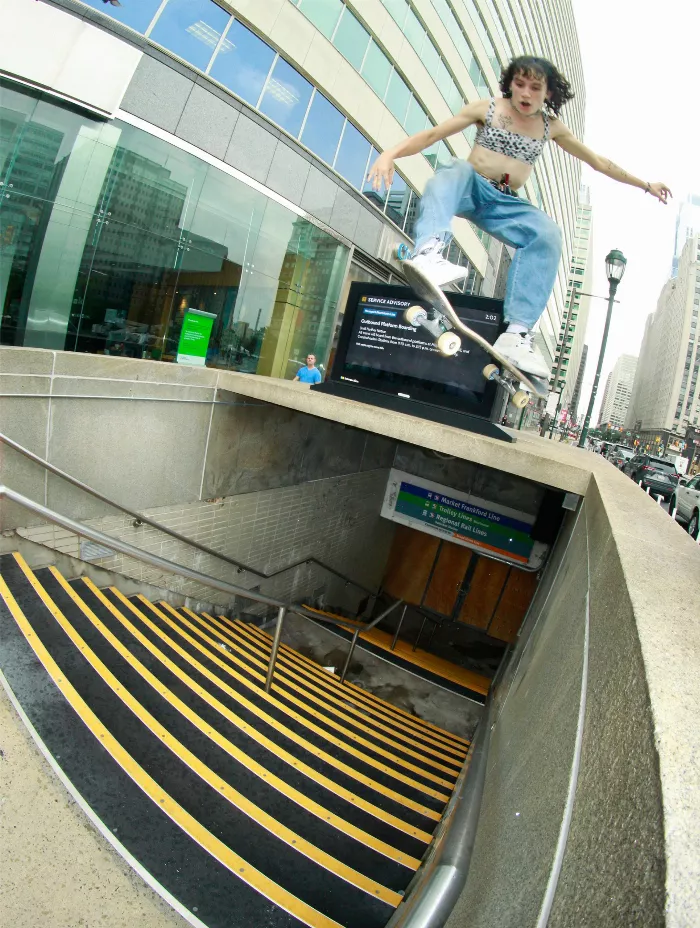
[483,363,530,409]
[404,305,462,357]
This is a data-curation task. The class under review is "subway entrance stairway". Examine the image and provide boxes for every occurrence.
[0,551,470,928]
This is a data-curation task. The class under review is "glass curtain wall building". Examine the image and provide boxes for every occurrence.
[1,0,584,377]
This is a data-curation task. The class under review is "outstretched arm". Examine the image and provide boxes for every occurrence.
[552,124,672,203]
[367,99,488,191]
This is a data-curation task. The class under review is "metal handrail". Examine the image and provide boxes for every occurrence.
[0,432,376,597]
[383,660,500,928]
[338,598,403,683]
[0,485,374,692]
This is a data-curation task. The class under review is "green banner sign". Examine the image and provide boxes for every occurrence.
[176,309,216,366]
[381,469,548,569]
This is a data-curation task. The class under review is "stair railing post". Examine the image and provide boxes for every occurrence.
[265,605,287,693]
[339,627,361,684]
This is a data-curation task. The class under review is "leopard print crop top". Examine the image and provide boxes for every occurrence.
[474,99,550,165]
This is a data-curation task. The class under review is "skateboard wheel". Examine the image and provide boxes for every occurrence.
[483,363,500,381]
[437,332,461,356]
[512,390,530,409]
[405,305,428,326]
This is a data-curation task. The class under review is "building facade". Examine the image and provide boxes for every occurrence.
[597,353,637,429]
[568,341,587,422]
[1,0,584,378]
[671,192,700,278]
[551,183,592,406]
[626,235,700,438]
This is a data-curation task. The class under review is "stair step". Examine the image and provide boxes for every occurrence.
[0,553,466,928]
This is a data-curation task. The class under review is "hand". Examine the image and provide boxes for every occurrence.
[647,182,672,204]
[367,153,395,192]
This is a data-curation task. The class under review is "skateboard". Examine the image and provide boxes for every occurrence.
[401,261,548,410]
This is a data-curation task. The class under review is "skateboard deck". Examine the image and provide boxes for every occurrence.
[402,261,548,408]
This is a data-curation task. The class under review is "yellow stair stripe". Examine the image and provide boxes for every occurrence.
[15,559,403,905]
[110,588,445,816]
[184,607,462,775]
[80,579,433,843]
[56,573,422,867]
[234,618,469,749]
[156,600,457,792]
[0,570,344,928]
[223,616,467,761]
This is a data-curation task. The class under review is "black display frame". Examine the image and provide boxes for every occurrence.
[312,281,512,439]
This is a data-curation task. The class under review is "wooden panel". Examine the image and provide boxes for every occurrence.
[382,524,440,605]
[458,558,510,629]
[488,569,539,643]
[423,542,474,616]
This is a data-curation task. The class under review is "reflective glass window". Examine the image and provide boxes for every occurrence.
[381,0,409,29]
[361,41,392,99]
[421,41,441,82]
[0,79,350,375]
[149,0,231,72]
[447,83,463,114]
[435,60,454,105]
[333,7,370,71]
[403,8,426,55]
[259,58,313,137]
[78,0,163,34]
[404,191,420,239]
[385,173,410,228]
[404,95,427,136]
[209,20,276,106]
[384,71,411,125]
[334,122,371,189]
[300,92,345,166]
[362,147,385,211]
[297,0,344,39]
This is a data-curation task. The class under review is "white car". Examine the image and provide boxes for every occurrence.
[670,474,700,538]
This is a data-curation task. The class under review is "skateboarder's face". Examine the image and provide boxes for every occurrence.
[509,71,549,116]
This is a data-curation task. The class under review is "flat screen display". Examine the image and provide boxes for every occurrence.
[330,281,505,418]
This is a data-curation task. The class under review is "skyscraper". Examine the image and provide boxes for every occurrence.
[597,354,637,429]
[671,193,700,277]
[551,185,593,405]
[1,0,586,378]
[626,235,700,444]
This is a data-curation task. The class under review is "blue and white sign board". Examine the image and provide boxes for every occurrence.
[381,469,548,569]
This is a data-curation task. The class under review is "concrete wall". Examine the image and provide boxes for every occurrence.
[446,460,700,927]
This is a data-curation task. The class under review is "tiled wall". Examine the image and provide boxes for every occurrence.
[17,469,395,615]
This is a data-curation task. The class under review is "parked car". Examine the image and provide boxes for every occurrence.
[623,454,680,501]
[607,444,635,469]
[669,473,700,538]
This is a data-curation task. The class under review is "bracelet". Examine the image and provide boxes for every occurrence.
[644,182,651,194]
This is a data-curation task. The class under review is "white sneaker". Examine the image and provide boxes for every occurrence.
[408,240,468,288]
[493,331,550,380]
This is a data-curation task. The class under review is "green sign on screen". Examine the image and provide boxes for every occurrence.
[176,309,216,366]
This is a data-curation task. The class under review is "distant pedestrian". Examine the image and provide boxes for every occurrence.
[293,354,322,384]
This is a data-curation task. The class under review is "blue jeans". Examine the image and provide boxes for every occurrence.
[414,160,562,329]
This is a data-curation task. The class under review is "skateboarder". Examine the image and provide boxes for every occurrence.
[368,55,671,379]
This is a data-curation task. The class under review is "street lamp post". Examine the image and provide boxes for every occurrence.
[578,249,627,448]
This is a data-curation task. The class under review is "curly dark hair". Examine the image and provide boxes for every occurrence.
[500,56,574,117]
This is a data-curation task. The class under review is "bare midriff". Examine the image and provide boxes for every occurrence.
[467,144,533,190]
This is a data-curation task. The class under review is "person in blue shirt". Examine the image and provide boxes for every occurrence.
[294,354,322,384]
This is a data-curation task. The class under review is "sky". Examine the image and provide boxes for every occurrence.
[568,0,700,425]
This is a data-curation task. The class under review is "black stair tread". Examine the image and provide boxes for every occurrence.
[224,615,468,751]
[183,608,465,772]
[127,595,450,809]
[0,558,322,928]
[164,604,463,781]
[228,616,470,748]
[208,613,466,772]
[0,557,397,928]
[101,589,444,826]
[63,575,430,863]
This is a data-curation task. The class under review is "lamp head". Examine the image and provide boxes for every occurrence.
[605,249,626,284]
